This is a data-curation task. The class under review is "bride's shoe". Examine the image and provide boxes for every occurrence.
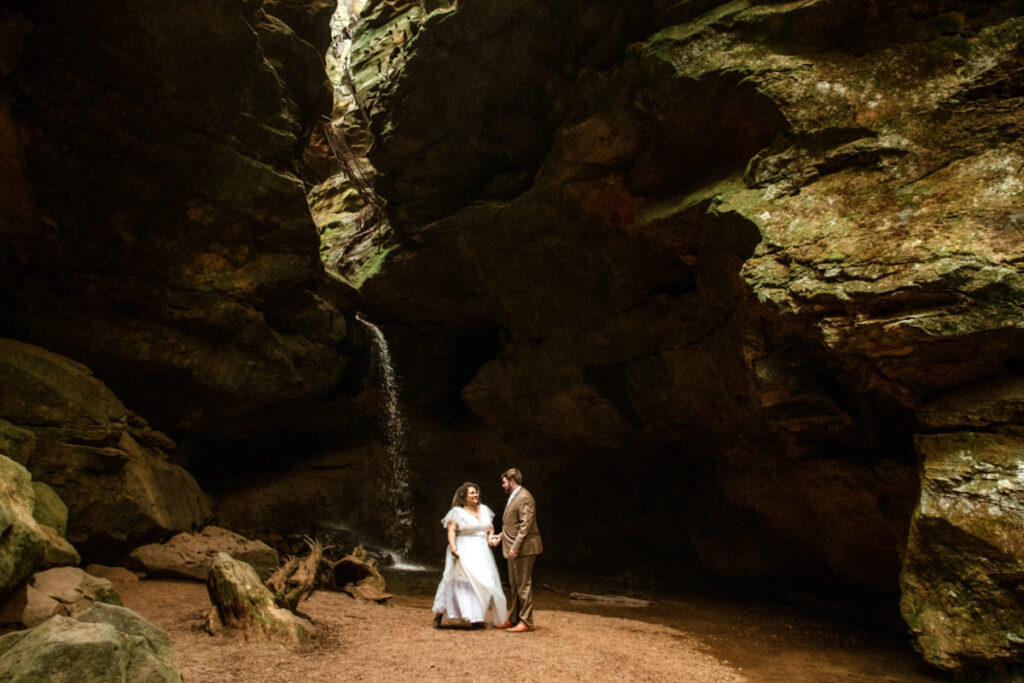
[432,613,443,628]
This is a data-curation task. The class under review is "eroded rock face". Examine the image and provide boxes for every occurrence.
[324,0,1024,667]
[0,0,354,436]
[0,339,212,553]
[901,378,1024,673]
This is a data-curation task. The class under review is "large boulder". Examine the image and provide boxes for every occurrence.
[206,552,316,646]
[0,605,182,683]
[0,455,47,603]
[0,339,212,553]
[130,526,280,581]
[901,378,1024,675]
[30,481,67,538]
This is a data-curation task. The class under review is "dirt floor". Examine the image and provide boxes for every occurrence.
[114,568,949,682]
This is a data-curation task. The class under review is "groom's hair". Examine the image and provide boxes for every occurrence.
[501,468,522,485]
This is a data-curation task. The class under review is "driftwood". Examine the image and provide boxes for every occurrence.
[264,538,323,612]
[568,592,652,608]
[321,546,391,602]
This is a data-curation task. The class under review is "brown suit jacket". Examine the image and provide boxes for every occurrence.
[501,487,543,558]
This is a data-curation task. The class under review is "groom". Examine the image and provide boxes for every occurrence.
[489,467,542,632]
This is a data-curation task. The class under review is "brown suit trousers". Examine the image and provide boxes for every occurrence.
[501,487,542,625]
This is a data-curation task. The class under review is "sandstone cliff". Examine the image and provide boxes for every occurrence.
[321,0,1024,674]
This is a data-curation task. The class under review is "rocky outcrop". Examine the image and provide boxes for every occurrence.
[130,526,280,581]
[206,552,316,646]
[0,455,47,602]
[0,339,212,553]
[0,605,182,683]
[901,377,1024,673]
[320,0,1024,671]
[0,0,354,438]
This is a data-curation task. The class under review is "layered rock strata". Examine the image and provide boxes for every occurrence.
[0,339,211,553]
[325,0,1024,673]
[0,0,354,437]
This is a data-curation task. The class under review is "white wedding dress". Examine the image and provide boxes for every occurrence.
[432,504,507,625]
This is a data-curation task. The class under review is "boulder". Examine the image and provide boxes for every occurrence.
[901,428,1024,674]
[0,605,182,682]
[130,526,280,581]
[0,455,47,603]
[37,525,80,569]
[0,339,213,553]
[0,565,123,632]
[0,584,60,630]
[84,565,140,584]
[31,481,68,537]
[206,552,316,646]
[32,567,122,615]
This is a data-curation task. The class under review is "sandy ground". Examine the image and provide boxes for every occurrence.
[114,571,948,683]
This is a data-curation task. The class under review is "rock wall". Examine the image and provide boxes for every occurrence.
[0,339,211,553]
[325,0,1024,674]
[0,0,354,436]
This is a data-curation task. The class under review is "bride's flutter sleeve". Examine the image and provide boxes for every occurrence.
[440,507,460,528]
[481,504,495,524]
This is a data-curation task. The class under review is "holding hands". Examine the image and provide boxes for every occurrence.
[488,534,501,547]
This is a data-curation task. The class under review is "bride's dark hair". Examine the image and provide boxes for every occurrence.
[452,481,480,508]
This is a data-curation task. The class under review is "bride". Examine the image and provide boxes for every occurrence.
[432,481,507,627]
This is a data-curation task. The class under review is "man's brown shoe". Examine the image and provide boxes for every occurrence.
[494,621,515,629]
[508,622,534,633]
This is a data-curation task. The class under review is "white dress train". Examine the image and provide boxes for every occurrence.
[431,505,507,624]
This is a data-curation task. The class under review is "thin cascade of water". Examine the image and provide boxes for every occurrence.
[356,313,414,557]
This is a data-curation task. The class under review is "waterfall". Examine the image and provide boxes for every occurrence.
[356,313,414,557]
